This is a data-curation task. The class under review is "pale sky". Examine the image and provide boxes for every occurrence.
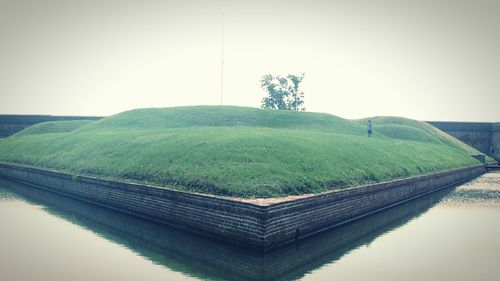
[0,0,499,121]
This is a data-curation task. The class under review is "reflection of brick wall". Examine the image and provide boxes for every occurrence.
[0,115,102,137]
[0,163,485,250]
[427,121,500,162]
[4,175,451,280]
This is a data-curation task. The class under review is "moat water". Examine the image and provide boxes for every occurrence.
[0,172,499,281]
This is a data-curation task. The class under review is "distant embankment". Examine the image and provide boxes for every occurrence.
[0,115,103,138]
[427,121,500,162]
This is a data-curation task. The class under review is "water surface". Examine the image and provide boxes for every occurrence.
[0,172,499,281]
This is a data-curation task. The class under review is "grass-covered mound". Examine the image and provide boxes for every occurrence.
[0,106,482,198]
[13,120,95,136]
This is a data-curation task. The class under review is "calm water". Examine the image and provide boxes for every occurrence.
[0,172,499,281]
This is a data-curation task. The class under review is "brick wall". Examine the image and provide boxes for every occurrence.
[0,163,485,250]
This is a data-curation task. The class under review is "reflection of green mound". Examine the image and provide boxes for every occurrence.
[0,106,481,198]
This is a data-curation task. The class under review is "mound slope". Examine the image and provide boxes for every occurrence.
[0,106,482,198]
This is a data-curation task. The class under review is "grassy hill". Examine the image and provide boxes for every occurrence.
[0,106,482,198]
[13,120,95,137]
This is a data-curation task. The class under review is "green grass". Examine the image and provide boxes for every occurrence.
[0,106,482,198]
[13,120,95,136]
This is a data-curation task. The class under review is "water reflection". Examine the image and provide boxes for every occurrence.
[441,172,500,208]
[0,176,465,281]
[0,184,18,200]
[301,172,500,281]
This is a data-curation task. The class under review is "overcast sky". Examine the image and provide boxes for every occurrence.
[0,0,499,121]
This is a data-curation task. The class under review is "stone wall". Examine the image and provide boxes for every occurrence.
[428,121,499,162]
[492,123,500,161]
[0,163,485,250]
[0,115,102,137]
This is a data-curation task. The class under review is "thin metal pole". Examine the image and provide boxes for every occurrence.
[220,12,224,105]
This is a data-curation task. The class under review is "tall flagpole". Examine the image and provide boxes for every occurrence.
[220,12,224,105]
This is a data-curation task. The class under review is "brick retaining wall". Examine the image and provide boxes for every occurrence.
[0,163,485,250]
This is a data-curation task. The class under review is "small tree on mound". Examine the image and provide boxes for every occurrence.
[260,73,305,111]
